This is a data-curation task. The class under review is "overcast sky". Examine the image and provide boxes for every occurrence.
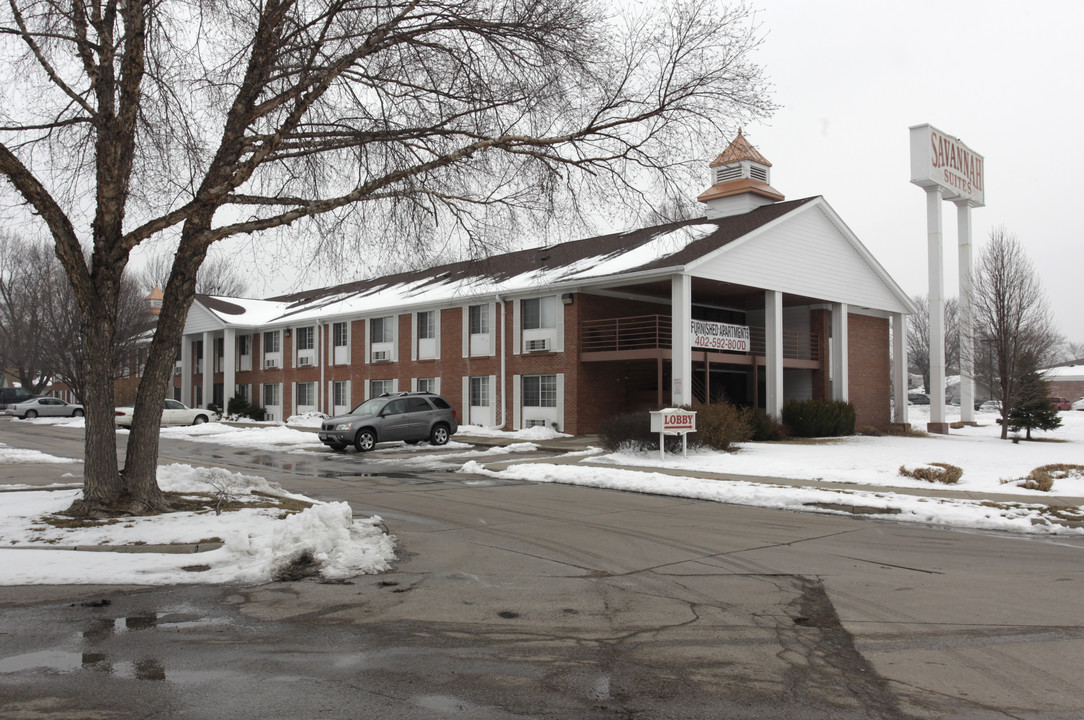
[742,0,1084,345]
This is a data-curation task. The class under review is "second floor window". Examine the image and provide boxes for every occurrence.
[296,327,314,351]
[333,322,348,347]
[418,311,435,339]
[469,304,489,334]
[264,331,280,353]
[522,296,557,330]
[371,316,394,343]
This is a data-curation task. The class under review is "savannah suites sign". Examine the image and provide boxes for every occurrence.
[909,124,985,206]
[691,320,750,352]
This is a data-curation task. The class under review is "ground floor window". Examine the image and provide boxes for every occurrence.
[263,383,280,407]
[333,381,349,407]
[418,377,436,394]
[371,379,394,397]
[470,376,490,407]
[522,374,557,407]
[297,382,315,407]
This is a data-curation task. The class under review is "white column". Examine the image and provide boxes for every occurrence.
[926,187,948,432]
[223,328,236,409]
[831,302,849,401]
[181,334,193,407]
[893,312,908,425]
[956,200,975,424]
[202,331,214,410]
[765,290,784,417]
[670,274,692,406]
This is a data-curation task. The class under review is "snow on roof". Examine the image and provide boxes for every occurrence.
[1044,365,1084,381]
[193,198,830,327]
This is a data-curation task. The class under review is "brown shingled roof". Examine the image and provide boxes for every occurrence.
[268,198,817,309]
[708,129,772,168]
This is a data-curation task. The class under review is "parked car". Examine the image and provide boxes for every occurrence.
[1072,397,1084,411]
[1048,396,1071,411]
[978,400,1002,412]
[0,387,37,411]
[907,393,930,405]
[4,396,84,419]
[115,399,219,427]
[318,392,458,452]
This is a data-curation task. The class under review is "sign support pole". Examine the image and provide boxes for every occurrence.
[956,200,976,424]
[926,187,949,434]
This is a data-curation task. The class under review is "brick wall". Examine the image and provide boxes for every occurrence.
[1049,379,1084,402]
[848,313,890,428]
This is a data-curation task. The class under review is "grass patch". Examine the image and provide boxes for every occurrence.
[1002,464,1084,492]
[39,516,120,529]
[899,463,963,484]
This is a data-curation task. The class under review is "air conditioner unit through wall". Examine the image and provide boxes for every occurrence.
[265,359,279,369]
[372,350,389,362]
[298,357,313,366]
[525,338,550,352]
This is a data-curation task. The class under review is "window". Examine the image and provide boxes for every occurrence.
[522,296,557,330]
[523,375,557,407]
[469,304,489,334]
[333,381,349,407]
[237,385,250,401]
[405,397,431,413]
[384,398,407,415]
[263,384,280,406]
[333,322,349,347]
[371,316,394,343]
[371,379,394,397]
[239,335,250,356]
[264,331,280,353]
[297,382,315,406]
[418,311,435,339]
[470,376,490,407]
[296,327,314,351]
[417,377,436,394]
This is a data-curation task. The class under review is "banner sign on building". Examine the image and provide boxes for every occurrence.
[909,124,985,207]
[691,320,750,352]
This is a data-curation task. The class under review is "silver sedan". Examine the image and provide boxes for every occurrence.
[4,397,85,419]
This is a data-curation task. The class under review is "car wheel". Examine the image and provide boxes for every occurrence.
[354,429,376,452]
[328,441,347,451]
[193,415,208,425]
[73,409,84,417]
[429,423,450,446]
[25,410,38,419]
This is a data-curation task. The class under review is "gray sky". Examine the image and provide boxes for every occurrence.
[742,0,1084,345]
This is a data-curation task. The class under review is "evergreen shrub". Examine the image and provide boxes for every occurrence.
[227,394,267,421]
[692,402,752,451]
[742,407,786,441]
[781,399,856,438]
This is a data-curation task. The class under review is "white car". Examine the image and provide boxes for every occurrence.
[115,399,219,427]
[978,400,1001,412]
[1071,397,1084,411]
[5,397,85,419]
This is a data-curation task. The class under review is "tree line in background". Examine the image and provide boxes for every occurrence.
[0,233,248,402]
[907,226,1074,439]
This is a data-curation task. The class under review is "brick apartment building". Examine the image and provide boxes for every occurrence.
[170,133,916,433]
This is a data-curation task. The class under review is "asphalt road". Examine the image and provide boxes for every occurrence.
[1,418,1083,719]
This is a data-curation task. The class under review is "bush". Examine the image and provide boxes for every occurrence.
[899,463,963,484]
[692,402,752,451]
[741,406,785,441]
[226,394,267,421]
[781,399,856,438]
[1008,463,1084,492]
[598,411,668,453]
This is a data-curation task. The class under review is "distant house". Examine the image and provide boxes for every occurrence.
[1043,363,1084,402]
[174,133,916,431]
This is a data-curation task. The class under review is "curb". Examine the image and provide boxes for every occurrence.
[5,542,223,554]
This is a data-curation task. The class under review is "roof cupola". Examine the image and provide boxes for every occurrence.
[697,130,784,218]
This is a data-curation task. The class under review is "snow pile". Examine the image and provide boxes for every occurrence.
[457,424,570,441]
[285,412,329,428]
[0,442,80,464]
[0,464,395,585]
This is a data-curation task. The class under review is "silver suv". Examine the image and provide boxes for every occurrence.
[318,392,459,452]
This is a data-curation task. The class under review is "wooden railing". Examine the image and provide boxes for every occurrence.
[580,314,821,361]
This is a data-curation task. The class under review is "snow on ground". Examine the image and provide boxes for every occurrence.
[0,442,81,464]
[456,424,569,441]
[0,464,395,585]
[588,405,1084,496]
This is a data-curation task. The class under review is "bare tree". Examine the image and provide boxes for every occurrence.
[1,0,774,514]
[0,235,153,403]
[139,248,251,297]
[969,227,1060,439]
[907,294,959,394]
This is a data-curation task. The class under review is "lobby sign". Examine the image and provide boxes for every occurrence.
[691,319,750,352]
[909,124,985,207]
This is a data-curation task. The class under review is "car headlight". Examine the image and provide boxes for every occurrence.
[334,423,353,431]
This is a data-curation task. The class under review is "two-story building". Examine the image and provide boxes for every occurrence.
[174,133,916,432]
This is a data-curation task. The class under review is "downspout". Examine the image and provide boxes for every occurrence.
[497,294,506,430]
[318,319,325,414]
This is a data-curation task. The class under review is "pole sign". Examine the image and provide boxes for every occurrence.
[691,320,750,352]
[909,124,985,207]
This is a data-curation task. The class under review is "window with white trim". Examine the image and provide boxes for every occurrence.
[470,376,490,407]
[522,296,557,330]
[371,316,394,343]
[263,331,280,353]
[523,375,557,407]
[418,311,435,339]
[371,379,394,397]
[297,382,315,407]
[263,383,280,407]
[469,304,489,334]
[417,377,436,394]
[333,381,349,407]
[296,327,314,351]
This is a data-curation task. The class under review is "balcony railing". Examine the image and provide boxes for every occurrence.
[580,314,821,362]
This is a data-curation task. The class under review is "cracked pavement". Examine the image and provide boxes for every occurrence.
[1,422,1083,718]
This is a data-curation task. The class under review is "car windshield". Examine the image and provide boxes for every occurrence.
[349,398,385,417]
